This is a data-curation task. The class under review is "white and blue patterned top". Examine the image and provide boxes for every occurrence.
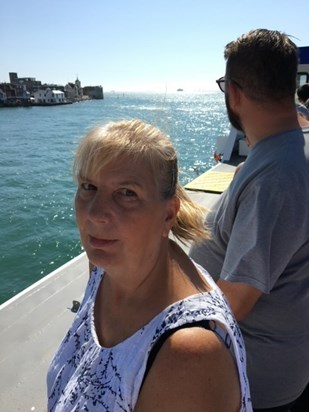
[47,263,252,411]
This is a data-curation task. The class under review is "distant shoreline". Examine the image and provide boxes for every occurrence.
[0,96,98,108]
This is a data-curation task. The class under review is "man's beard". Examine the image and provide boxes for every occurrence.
[225,94,244,133]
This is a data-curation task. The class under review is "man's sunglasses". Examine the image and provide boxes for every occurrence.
[216,76,243,93]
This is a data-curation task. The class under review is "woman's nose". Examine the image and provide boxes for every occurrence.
[88,192,112,222]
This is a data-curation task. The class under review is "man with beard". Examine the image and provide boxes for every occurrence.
[190,29,309,411]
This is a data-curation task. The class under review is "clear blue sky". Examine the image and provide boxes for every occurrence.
[1,0,308,92]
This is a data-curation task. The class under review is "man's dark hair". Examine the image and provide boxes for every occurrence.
[224,29,299,103]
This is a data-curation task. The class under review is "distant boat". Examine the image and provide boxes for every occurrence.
[177,88,183,92]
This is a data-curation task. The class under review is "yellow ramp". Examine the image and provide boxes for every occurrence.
[185,170,234,193]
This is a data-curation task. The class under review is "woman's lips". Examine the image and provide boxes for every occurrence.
[89,236,117,248]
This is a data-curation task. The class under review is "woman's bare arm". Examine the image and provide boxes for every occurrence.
[134,327,240,412]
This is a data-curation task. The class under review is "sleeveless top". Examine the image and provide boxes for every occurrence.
[47,263,252,411]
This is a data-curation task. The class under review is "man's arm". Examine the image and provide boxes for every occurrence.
[217,279,262,321]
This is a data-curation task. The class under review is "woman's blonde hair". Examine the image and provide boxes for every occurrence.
[73,119,208,244]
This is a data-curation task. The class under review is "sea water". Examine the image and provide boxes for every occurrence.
[0,91,229,304]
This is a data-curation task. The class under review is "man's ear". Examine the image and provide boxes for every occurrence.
[162,196,180,238]
[229,80,243,108]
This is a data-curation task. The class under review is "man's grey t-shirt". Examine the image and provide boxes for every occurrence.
[190,127,309,408]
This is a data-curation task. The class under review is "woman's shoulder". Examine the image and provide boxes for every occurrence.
[135,326,241,412]
[79,265,104,305]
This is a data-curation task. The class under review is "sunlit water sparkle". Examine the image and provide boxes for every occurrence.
[0,91,229,303]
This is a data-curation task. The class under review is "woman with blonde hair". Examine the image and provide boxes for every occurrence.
[47,119,252,411]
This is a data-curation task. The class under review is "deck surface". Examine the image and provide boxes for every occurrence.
[185,162,237,193]
[0,162,235,411]
[0,254,89,412]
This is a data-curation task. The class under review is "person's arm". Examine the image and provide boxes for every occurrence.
[134,327,240,412]
[217,279,262,321]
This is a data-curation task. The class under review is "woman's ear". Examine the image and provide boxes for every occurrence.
[162,197,180,238]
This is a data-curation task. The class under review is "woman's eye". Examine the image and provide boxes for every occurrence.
[81,182,97,191]
[118,188,137,198]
